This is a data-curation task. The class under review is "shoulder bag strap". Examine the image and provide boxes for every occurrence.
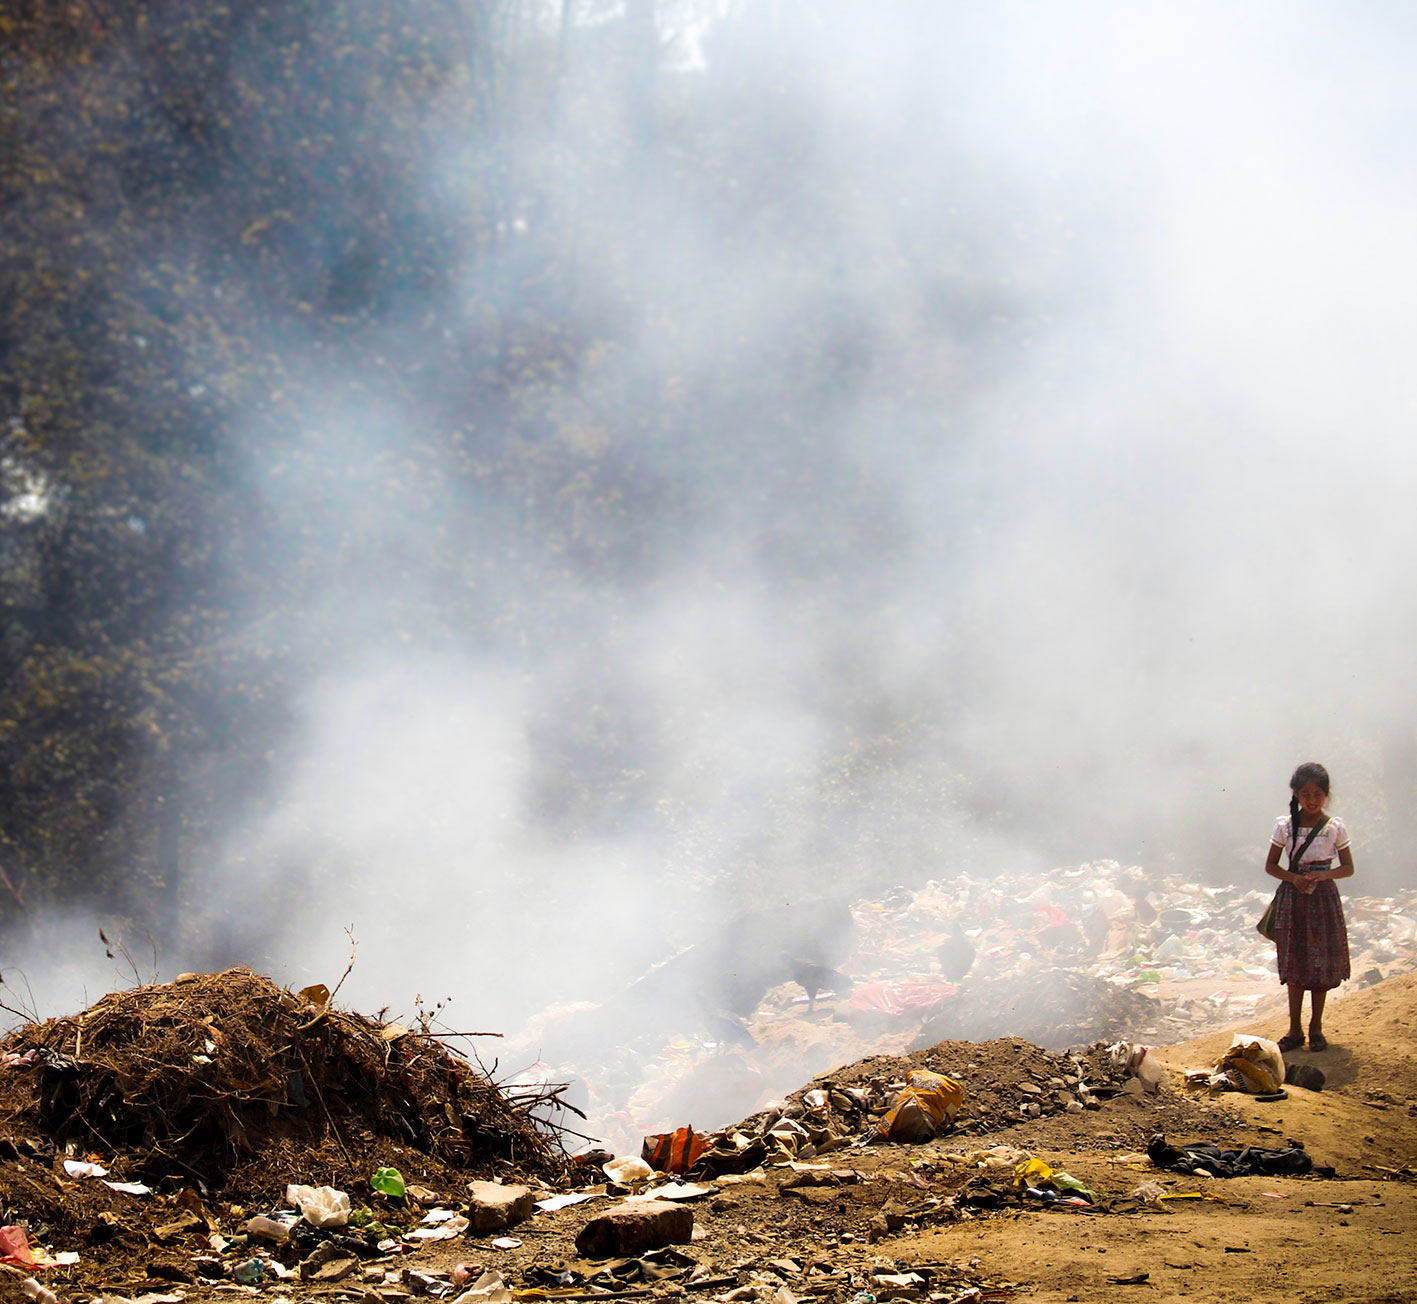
[1288,814,1330,870]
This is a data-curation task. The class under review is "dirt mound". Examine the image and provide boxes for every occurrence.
[0,968,562,1203]
[1157,968,1417,1109]
[909,971,1160,1052]
[728,1034,1244,1157]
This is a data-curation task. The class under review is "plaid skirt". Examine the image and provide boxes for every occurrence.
[1273,867,1350,990]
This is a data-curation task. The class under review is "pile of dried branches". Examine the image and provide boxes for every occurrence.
[0,968,561,1190]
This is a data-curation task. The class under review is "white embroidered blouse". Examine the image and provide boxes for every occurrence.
[1270,814,1350,868]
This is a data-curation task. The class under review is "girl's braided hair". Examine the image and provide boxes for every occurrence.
[1288,761,1331,858]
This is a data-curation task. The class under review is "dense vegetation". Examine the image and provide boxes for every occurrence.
[1,1,1016,958]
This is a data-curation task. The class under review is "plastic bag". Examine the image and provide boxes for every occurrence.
[287,1184,352,1228]
[1130,1180,1170,1210]
[642,1127,713,1174]
[1013,1157,1053,1189]
[603,1156,653,1187]
[0,1226,35,1267]
[1217,1035,1284,1094]
[456,1270,512,1304]
[1109,1041,1165,1093]
[876,1070,964,1143]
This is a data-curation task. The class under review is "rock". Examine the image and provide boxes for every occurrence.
[867,1203,908,1244]
[302,1241,358,1281]
[309,1257,360,1284]
[466,1182,536,1233]
[1285,1063,1326,1091]
[574,1200,694,1258]
[151,1211,204,1244]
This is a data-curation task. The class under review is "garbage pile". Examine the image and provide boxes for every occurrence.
[833,863,1417,1047]
[0,968,562,1202]
[630,1035,1167,1174]
[511,862,1417,1151]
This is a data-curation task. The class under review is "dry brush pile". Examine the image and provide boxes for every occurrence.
[0,968,564,1201]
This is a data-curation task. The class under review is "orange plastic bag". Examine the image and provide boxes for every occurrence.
[876,1070,964,1143]
[642,1126,713,1174]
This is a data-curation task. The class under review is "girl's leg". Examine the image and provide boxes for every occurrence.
[1309,988,1328,1044]
[1285,984,1305,1041]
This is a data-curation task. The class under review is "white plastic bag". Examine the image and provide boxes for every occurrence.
[455,1270,513,1304]
[603,1155,653,1187]
[1217,1034,1284,1094]
[286,1184,352,1228]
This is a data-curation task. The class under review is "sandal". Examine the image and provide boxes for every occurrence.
[1277,1034,1304,1053]
[1308,1032,1328,1051]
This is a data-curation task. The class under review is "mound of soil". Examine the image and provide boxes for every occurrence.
[910,972,1160,1052]
[0,968,561,1206]
[748,1037,1156,1139]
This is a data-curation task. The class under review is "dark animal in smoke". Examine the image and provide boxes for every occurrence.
[1033,919,1089,960]
[549,898,855,1064]
[786,955,848,1013]
[691,897,855,1019]
[937,917,976,983]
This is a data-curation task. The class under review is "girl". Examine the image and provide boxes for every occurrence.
[1263,762,1355,1052]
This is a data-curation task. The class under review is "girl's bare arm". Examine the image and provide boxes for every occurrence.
[1264,842,1298,883]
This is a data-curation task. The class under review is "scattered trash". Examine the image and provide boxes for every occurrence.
[535,1192,606,1212]
[642,1128,712,1175]
[1130,1181,1169,1209]
[452,1263,483,1288]
[1147,1134,1320,1178]
[232,1258,266,1285]
[453,1269,512,1303]
[1108,1042,1165,1093]
[875,1070,964,1143]
[20,1279,59,1304]
[606,1155,656,1186]
[1013,1157,1094,1204]
[0,1225,38,1267]
[61,1159,108,1179]
[242,1214,294,1243]
[408,1214,471,1240]
[627,1181,716,1203]
[286,1183,352,1228]
[1213,1036,1286,1095]
[404,1269,457,1297]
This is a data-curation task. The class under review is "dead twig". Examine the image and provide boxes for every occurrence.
[0,968,40,1023]
[297,927,357,1031]
[97,927,155,987]
[294,1042,354,1171]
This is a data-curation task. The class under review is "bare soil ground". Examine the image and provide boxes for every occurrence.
[1,973,1414,1304]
